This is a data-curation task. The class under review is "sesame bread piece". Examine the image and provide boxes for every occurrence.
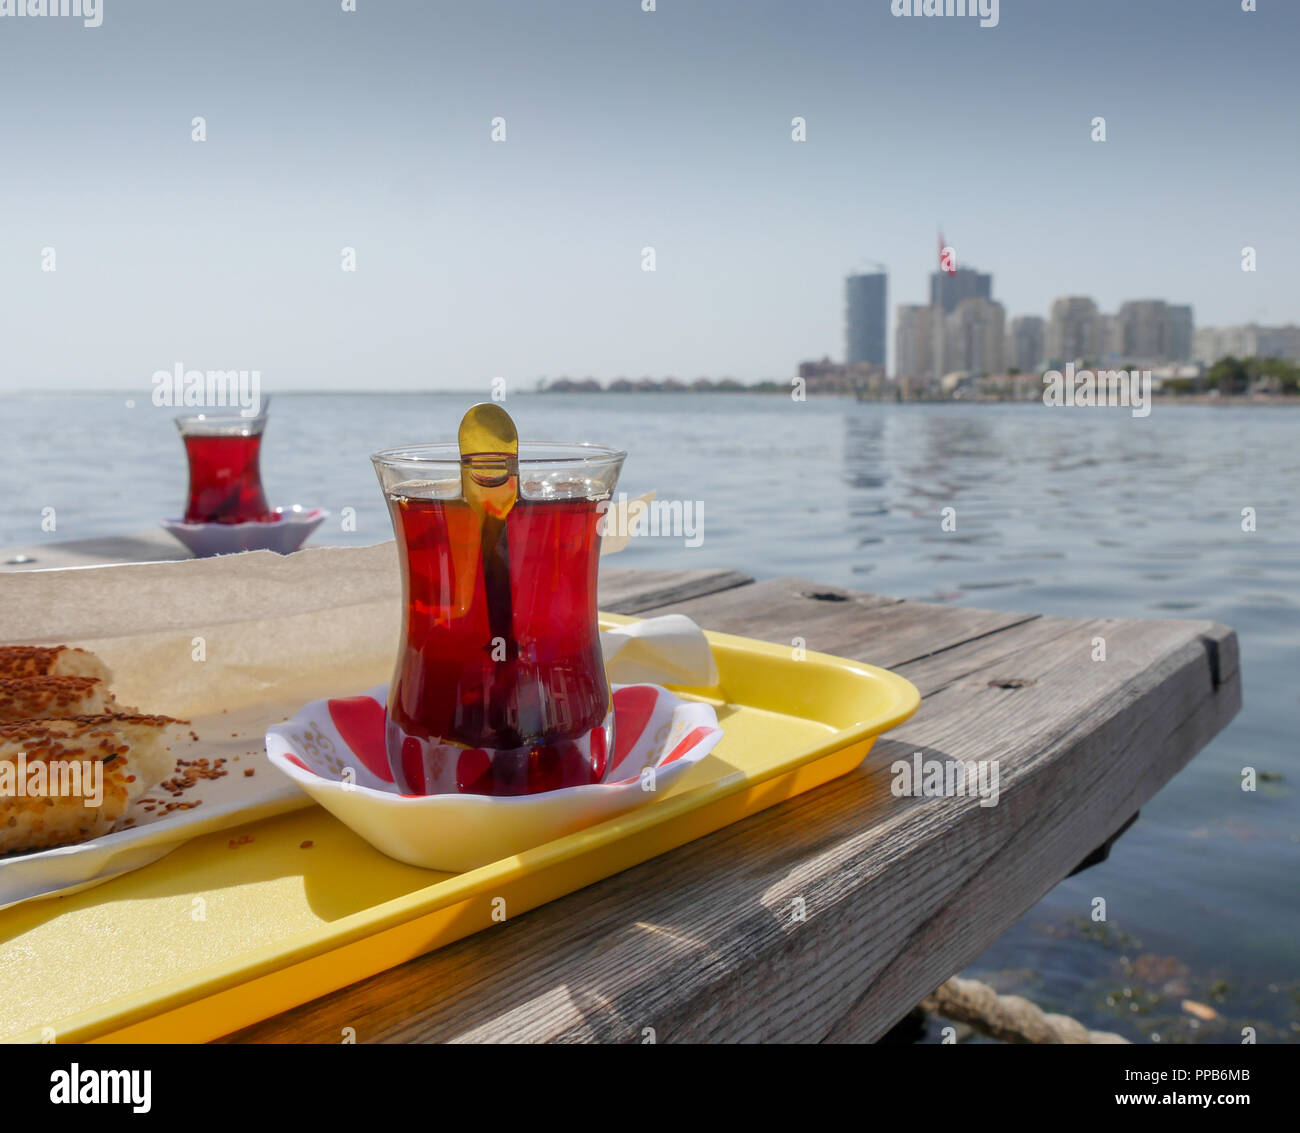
[0,645,112,684]
[0,676,117,725]
[0,713,184,855]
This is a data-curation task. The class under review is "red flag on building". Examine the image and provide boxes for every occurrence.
[939,230,955,275]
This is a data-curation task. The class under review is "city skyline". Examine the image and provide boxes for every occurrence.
[877,242,1300,380]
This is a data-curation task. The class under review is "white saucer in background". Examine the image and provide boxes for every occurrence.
[161,506,329,557]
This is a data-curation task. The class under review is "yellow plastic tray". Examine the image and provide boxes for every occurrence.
[0,616,919,1044]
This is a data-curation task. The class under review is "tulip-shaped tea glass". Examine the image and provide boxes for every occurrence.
[372,428,625,796]
[175,406,273,524]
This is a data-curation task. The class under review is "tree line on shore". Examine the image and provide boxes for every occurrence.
[1168,356,1300,396]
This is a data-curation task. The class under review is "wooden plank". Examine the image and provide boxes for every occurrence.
[597,567,752,614]
[222,582,1240,1044]
[647,576,1039,674]
[825,620,1241,1042]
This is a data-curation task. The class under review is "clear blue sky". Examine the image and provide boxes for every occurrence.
[1,0,1296,389]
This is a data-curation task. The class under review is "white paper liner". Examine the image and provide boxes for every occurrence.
[0,542,717,908]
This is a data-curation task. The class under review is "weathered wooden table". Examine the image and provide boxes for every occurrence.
[227,565,1237,1043]
[1,543,1242,1042]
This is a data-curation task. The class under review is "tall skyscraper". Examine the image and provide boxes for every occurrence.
[894,304,934,378]
[1095,313,1122,360]
[1045,296,1103,365]
[1164,304,1194,362]
[939,297,1005,376]
[1006,316,1045,373]
[1111,300,1195,363]
[929,266,992,314]
[1115,300,1168,361]
[845,272,887,367]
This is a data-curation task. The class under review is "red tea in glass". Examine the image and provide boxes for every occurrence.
[372,441,625,796]
[176,411,274,524]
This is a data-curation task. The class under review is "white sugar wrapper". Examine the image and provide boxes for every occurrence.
[601,614,718,688]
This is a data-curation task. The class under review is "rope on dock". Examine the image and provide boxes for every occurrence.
[922,976,1130,1044]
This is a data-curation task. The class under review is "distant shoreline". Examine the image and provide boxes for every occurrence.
[539,389,1300,407]
[6,388,1299,406]
[1150,394,1300,407]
